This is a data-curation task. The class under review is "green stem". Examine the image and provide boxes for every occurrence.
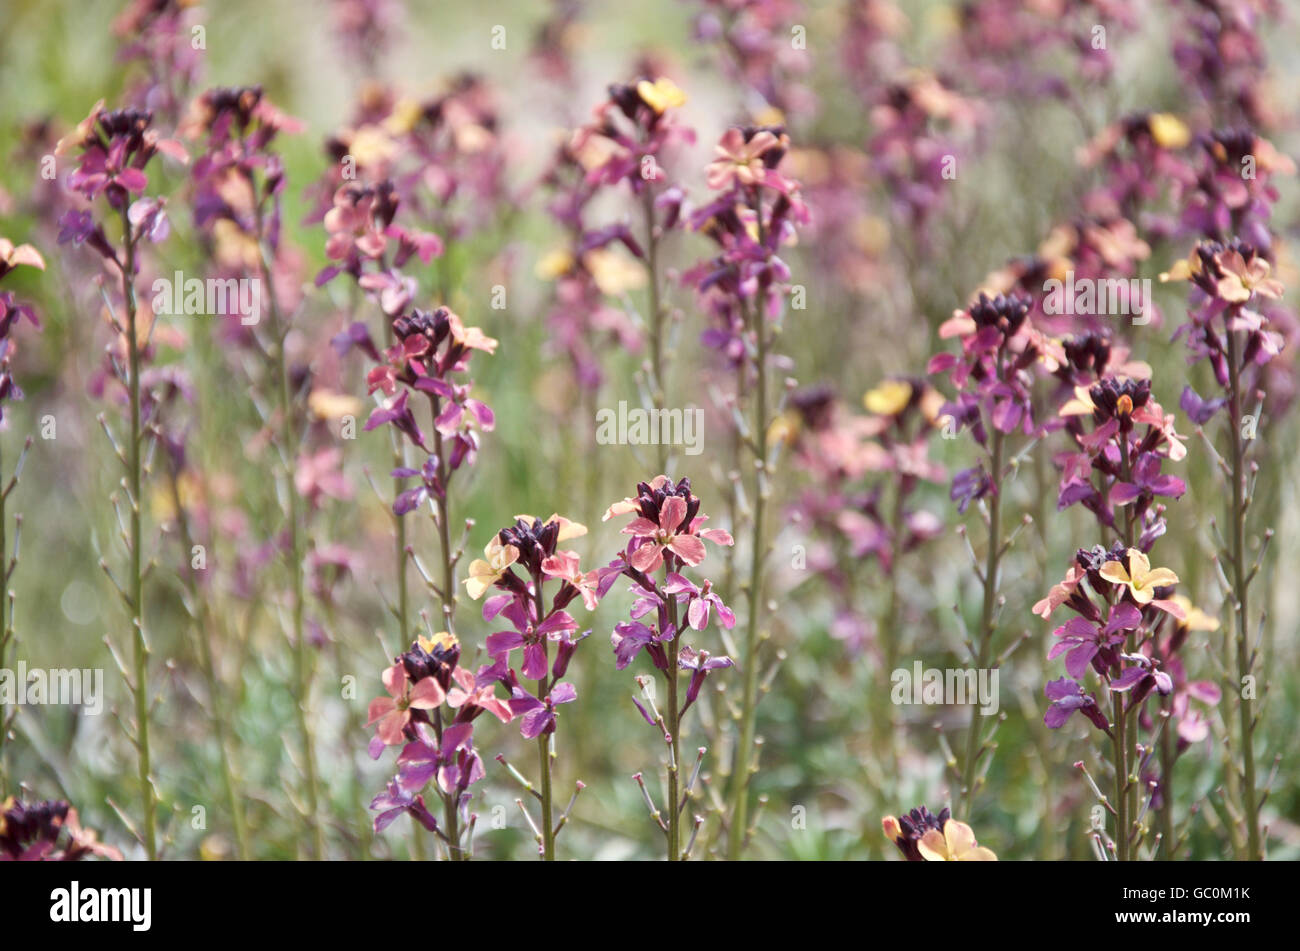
[665,579,681,860]
[1226,329,1261,860]
[1112,691,1129,861]
[1159,695,1175,858]
[533,584,554,861]
[0,438,9,789]
[258,222,323,860]
[642,187,667,474]
[171,474,249,859]
[959,427,1004,818]
[121,208,157,861]
[727,297,768,860]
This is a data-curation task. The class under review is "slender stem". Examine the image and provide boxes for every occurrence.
[1112,690,1129,861]
[642,187,667,475]
[258,218,323,860]
[665,577,681,861]
[171,473,249,859]
[1117,435,1138,857]
[1226,329,1261,860]
[121,207,157,861]
[1159,696,1176,859]
[0,438,8,788]
[423,393,462,857]
[959,427,1004,818]
[727,296,768,860]
[533,583,555,860]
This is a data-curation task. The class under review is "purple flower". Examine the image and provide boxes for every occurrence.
[610,619,674,671]
[364,389,427,449]
[1179,384,1226,425]
[395,722,484,796]
[1047,602,1139,678]
[1110,452,1187,505]
[1043,677,1109,731]
[509,681,577,739]
[391,457,442,516]
[369,779,438,834]
[950,465,990,515]
[486,601,578,681]
[677,646,734,715]
[1110,659,1174,707]
[663,573,735,630]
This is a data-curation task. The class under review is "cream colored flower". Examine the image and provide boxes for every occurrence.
[917,820,997,861]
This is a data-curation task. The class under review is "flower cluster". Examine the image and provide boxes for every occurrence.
[113,0,206,124]
[367,630,511,850]
[600,476,733,859]
[881,805,996,861]
[0,238,44,421]
[929,291,1049,511]
[0,796,120,861]
[340,305,497,486]
[460,512,600,857]
[1055,374,1186,539]
[687,124,807,335]
[865,71,982,252]
[534,75,696,394]
[56,101,186,214]
[1038,544,1190,721]
[310,74,508,292]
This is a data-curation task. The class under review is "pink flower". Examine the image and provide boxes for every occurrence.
[366,662,445,757]
[706,127,782,191]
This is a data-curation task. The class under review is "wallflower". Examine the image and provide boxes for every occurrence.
[464,535,520,599]
[508,681,577,739]
[663,573,735,631]
[367,661,446,755]
[605,476,734,574]
[882,805,947,861]
[1099,549,1179,605]
[706,126,783,190]
[917,819,997,862]
[636,77,687,114]
[369,780,438,834]
[863,379,913,416]
[1043,677,1110,731]
[0,796,122,861]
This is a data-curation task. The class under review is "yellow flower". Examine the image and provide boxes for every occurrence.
[636,77,686,114]
[917,820,997,861]
[308,389,363,421]
[1214,249,1284,303]
[1170,595,1219,632]
[418,631,458,654]
[1148,113,1191,150]
[512,513,588,542]
[1058,384,1096,417]
[767,410,801,448]
[584,248,646,295]
[863,380,913,416]
[535,248,575,280]
[348,125,399,168]
[0,237,45,271]
[382,98,424,136]
[464,536,519,600]
[1099,549,1179,605]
